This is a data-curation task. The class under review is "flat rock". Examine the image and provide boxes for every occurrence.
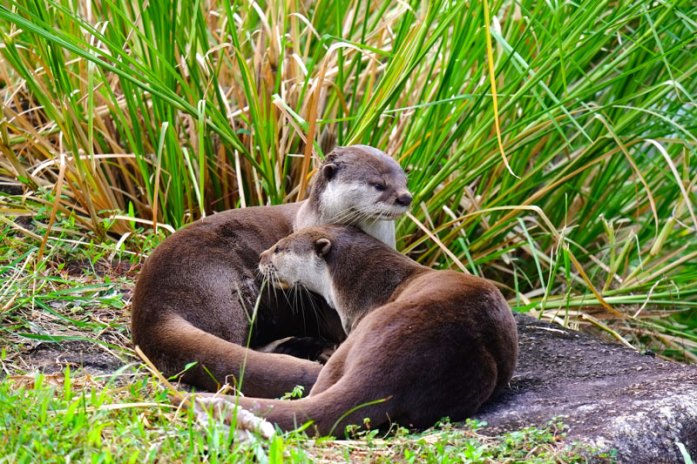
[476,314,697,463]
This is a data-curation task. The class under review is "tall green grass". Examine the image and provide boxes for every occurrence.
[1,0,695,356]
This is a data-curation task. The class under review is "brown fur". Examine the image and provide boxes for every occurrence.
[204,225,519,435]
[131,146,410,397]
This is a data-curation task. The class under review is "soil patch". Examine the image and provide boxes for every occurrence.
[15,340,126,376]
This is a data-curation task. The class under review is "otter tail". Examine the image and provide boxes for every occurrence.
[139,315,322,398]
[188,384,393,437]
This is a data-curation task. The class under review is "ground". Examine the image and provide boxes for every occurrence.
[4,252,692,462]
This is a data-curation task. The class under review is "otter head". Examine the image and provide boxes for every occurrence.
[260,227,358,334]
[310,145,412,224]
[260,228,335,299]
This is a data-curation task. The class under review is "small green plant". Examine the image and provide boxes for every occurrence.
[281,385,306,400]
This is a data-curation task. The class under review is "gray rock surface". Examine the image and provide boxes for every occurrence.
[476,314,697,463]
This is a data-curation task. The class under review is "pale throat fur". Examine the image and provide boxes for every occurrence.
[294,145,411,249]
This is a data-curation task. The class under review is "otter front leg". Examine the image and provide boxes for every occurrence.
[309,338,352,395]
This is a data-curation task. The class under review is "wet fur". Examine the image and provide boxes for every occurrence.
[131,146,410,397]
[212,226,519,435]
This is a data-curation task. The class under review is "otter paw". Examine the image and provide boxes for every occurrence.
[269,336,337,363]
[316,344,338,364]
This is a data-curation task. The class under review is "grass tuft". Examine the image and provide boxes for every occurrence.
[3,0,695,356]
[0,368,609,463]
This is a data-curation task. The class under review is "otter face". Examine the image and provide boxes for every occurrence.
[259,232,334,304]
[315,145,412,224]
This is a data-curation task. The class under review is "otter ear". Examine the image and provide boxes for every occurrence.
[315,238,332,258]
[324,146,344,164]
[322,163,338,180]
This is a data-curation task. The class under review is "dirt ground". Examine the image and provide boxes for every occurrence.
[11,340,125,376]
[2,257,135,379]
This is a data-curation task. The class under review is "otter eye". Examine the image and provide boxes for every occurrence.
[273,247,281,254]
[371,182,386,192]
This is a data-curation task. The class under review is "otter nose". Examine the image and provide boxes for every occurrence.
[396,193,413,207]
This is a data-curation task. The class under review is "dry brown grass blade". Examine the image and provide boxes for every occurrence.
[595,114,660,236]
[151,126,166,232]
[37,151,67,262]
[133,345,185,403]
[296,81,322,201]
[0,128,35,188]
[482,0,517,179]
[296,42,336,201]
[566,247,626,319]
[646,139,697,233]
[580,314,635,349]
[406,211,470,274]
[0,214,42,241]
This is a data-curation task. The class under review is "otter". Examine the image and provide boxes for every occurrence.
[187,225,519,435]
[131,146,412,397]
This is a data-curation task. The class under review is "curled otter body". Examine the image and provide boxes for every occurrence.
[207,225,518,435]
[131,146,411,397]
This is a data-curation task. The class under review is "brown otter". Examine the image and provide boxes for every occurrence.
[187,225,519,435]
[131,146,412,397]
